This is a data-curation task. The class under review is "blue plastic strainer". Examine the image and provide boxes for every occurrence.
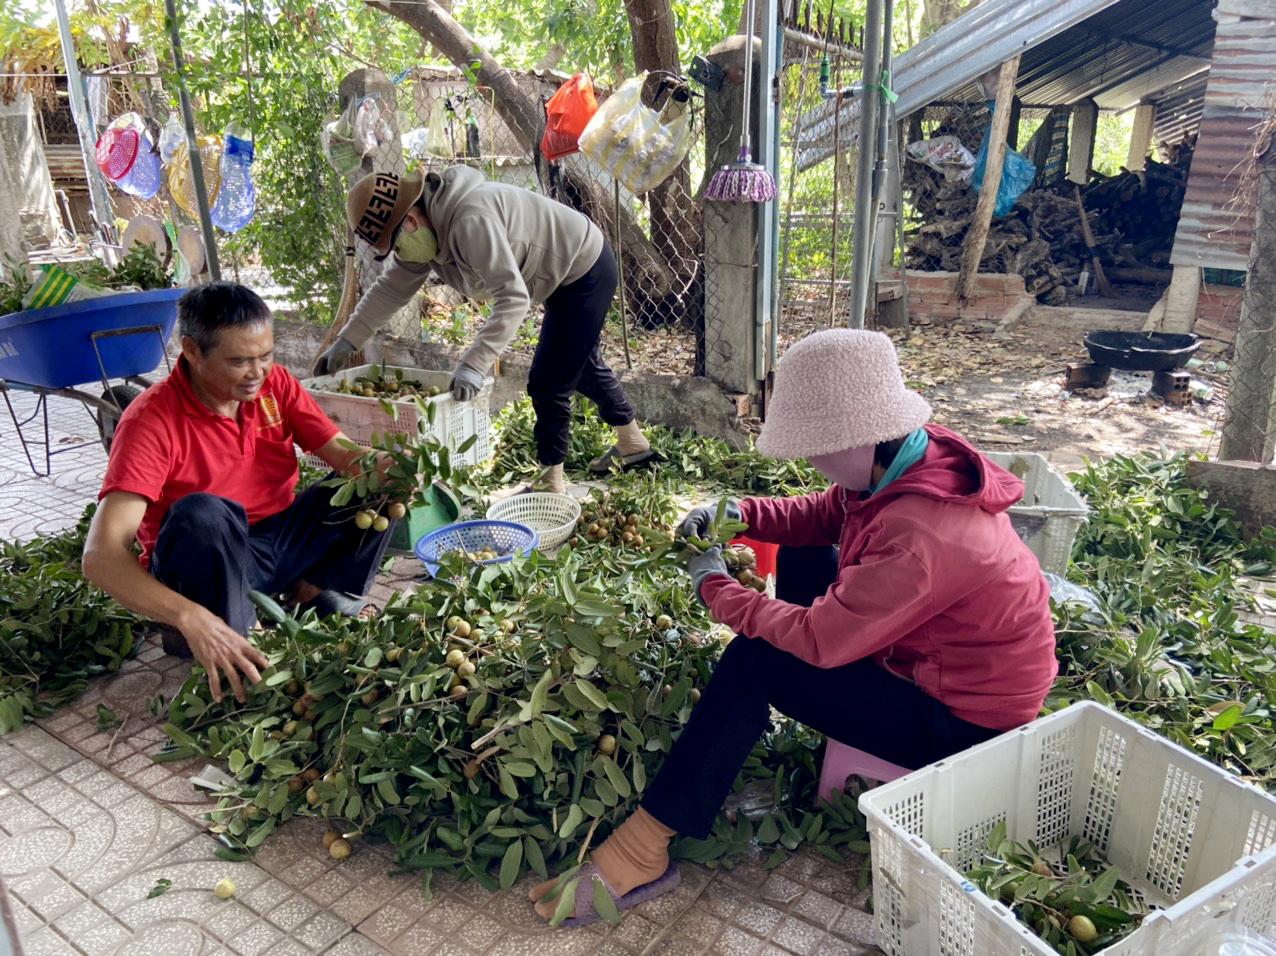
[413,519,539,578]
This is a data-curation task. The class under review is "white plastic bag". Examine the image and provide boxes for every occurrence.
[906,134,976,182]
[1043,572,1102,612]
[159,115,185,164]
[322,100,363,176]
[578,73,691,195]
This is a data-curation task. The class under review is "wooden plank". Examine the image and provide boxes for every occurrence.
[1073,184,1112,297]
[955,55,1020,304]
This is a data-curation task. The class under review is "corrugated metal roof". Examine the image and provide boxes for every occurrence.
[1149,72,1210,143]
[1169,0,1274,270]
[794,0,1218,170]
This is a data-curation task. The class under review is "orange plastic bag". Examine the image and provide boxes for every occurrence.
[540,73,598,162]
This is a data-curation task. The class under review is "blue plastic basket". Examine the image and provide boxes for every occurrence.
[413,519,539,578]
[0,288,183,389]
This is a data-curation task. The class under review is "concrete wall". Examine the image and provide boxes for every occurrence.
[270,318,751,449]
[1185,459,1276,539]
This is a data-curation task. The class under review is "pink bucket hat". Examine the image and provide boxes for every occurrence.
[756,329,931,459]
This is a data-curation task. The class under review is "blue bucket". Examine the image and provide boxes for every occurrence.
[414,519,539,578]
[0,288,183,390]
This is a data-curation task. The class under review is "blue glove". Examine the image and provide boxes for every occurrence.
[450,362,483,402]
[686,546,731,606]
[313,336,356,376]
[677,500,742,540]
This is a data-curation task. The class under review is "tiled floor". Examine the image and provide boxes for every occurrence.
[0,387,882,955]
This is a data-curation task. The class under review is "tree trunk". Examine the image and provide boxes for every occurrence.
[367,0,686,322]
[623,0,703,329]
[1220,144,1276,463]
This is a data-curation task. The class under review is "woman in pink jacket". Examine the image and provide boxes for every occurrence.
[530,329,1057,924]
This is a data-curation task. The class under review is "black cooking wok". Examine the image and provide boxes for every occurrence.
[1084,330,1200,372]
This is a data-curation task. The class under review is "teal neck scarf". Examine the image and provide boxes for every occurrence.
[870,428,930,496]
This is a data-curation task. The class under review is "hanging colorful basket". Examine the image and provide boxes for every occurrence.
[167,136,223,220]
[95,114,163,199]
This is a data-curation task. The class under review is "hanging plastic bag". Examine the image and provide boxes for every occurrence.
[322,99,363,176]
[95,113,163,199]
[211,121,255,233]
[906,135,975,182]
[578,73,691,195]
[541,73,599,162]
[354,95,394,156]
[159,115,185,165]
[428,97,452,157]
[167,135,223,221]
[972,122,1036,218]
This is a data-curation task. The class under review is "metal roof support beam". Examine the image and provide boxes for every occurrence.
[1090,30,1211,62]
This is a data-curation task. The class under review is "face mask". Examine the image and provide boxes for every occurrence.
[808,444,875,491]
[395,223,438,263]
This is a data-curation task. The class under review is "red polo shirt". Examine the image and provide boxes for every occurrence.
[100,359,340,567]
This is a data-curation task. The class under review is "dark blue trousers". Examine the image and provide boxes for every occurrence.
[149,478,395,634]
[641,545,999,838]
[528,242,636,466]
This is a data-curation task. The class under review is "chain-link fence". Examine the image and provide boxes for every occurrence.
[776,46,859,346]
[36,63,715,372]
[1217,135,1274,465]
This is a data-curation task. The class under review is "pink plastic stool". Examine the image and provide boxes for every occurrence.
[816,739,912,805]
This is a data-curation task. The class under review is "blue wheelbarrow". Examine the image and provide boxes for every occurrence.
[0,288,184,476]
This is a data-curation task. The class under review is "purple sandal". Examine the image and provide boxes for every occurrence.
[558,861,681,928]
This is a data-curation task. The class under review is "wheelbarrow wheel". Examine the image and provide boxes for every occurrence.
[96,385,140,454]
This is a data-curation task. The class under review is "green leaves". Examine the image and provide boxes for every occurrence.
[0,506,142,737]
[964,832,1146,955]
[498,840,522,889]
[1055,455,1276,791]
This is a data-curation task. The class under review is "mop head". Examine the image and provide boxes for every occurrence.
[706,148,777,203]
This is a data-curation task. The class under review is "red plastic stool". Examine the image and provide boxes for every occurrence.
[731,535,778,579]
[816,739,912,805]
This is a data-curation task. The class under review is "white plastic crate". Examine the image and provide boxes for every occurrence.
[859,702,1276,956]
[986,450,1088,575]
[300,365,492,469]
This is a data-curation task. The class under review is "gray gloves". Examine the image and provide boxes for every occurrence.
[677,500,742,540]
[313,337,356,376]
[450,362,483,402]
[686,546,731,606]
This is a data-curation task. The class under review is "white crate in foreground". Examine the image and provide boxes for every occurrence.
[300,365,492,468]
[858,702,1276,956]
[985,450,1088,576]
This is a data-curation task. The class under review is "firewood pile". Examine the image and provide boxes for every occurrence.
[903,141,1193,305]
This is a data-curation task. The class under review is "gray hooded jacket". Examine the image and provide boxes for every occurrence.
[338,166,604,374]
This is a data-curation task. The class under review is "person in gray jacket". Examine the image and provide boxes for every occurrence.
[314,167,656,492]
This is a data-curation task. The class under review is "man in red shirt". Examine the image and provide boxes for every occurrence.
[83,283,401,703]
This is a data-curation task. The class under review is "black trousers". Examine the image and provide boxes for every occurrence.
[641,545,1000,838]
[149,478,395,635]
[528,242,636,466]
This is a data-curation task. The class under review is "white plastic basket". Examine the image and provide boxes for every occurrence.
[858,702,1276,956]
[486,493,581,550]
[985,451,1088,575]
[300,365,492,469]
